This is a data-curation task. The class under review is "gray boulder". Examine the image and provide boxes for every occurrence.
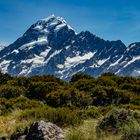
[26,121,65,140]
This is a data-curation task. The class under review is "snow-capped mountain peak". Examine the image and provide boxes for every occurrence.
[3,15,76,53]
[0,15,140,80]
[41,14,56,21]
[126,42,140,56]
[32,15,75,34]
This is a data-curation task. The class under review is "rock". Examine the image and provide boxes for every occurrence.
[10,121,65,140]
[0,137,6,140]
[26,121,65,140]
[10,127,28,140]
[10,134,26,140]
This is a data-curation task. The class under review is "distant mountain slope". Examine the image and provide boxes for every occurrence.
[0,15,140,80]
[0,44,6,51]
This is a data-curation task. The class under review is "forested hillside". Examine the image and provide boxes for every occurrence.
[0,72,140,139]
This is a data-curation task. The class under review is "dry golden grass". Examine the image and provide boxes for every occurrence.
[65,119,121,140]
[0,110,32,138]
[0,111,127,140]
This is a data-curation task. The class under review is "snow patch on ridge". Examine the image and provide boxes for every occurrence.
[131,70,140,77]
[11,49,19,54]
[0,60,11,73]
[57,64,64,69]
[19,37,48,50]
[64,52,96,68]
[97,57,110,66]
[40,47,51,57]
[110,56,123,67]
[124,56,140,68]
[45,49,62,64]
[127,43,136,51]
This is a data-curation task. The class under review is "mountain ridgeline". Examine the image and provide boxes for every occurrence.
[0,15,140,80]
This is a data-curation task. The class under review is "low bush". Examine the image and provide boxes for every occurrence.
[119,104,140,111]
[121,128,140,140]
[0,85,26,99]
[91,86,130,106]
[19,107,82,127]
[46,88,92,108]
[0,72,11,84]
[76,108,101,119]
[27,82,61,100]
[96,108,140,137]
[6,96,45,110]
[0,97,46,115]
[70,73,93,82]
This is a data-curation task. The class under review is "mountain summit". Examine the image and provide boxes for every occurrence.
[0,15,140,80]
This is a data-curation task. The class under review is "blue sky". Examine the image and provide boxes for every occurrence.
[0,0,140,46]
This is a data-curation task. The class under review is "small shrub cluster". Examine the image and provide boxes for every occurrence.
[96,108,140,138]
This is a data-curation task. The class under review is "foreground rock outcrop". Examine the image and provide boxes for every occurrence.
[10,121,65,140]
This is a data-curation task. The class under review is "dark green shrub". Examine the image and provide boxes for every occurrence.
[0,98,9,115]
[46,88,92,108]
[27,82,60,100]
[69,89,92,108]
[91,86,130,106]
[101,72,116,77]
[121,83,140,95]
[0,97,46,115]
[97,108,140,135]
[7,77,30,87]
[6,96,45,110]
[29,75,65,85]
[121,129,140,140]
[0,72,11,84]
[0,85,27,99]
[96,77,117,87]
[119,104,140,111]
[45,89,71,107]
[71,73,93,82]
[130,97,140,105]
[73,79,96,92]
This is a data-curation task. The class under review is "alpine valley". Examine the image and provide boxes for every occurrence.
[0,15,140,80]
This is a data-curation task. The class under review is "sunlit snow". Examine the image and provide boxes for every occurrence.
[19,37,48,50]
[124,56,140,68]
[0,60,11,73]
[109,56,123,67]
[64,52,96,68]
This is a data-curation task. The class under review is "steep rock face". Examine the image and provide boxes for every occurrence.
[115,42,140,77]
[0,15,75,77]
[0,15,140,80]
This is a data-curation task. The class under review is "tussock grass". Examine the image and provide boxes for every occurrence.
[0,110,32,138]
[65,119,121,140]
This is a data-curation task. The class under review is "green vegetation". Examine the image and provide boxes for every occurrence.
[0,72,140,139]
